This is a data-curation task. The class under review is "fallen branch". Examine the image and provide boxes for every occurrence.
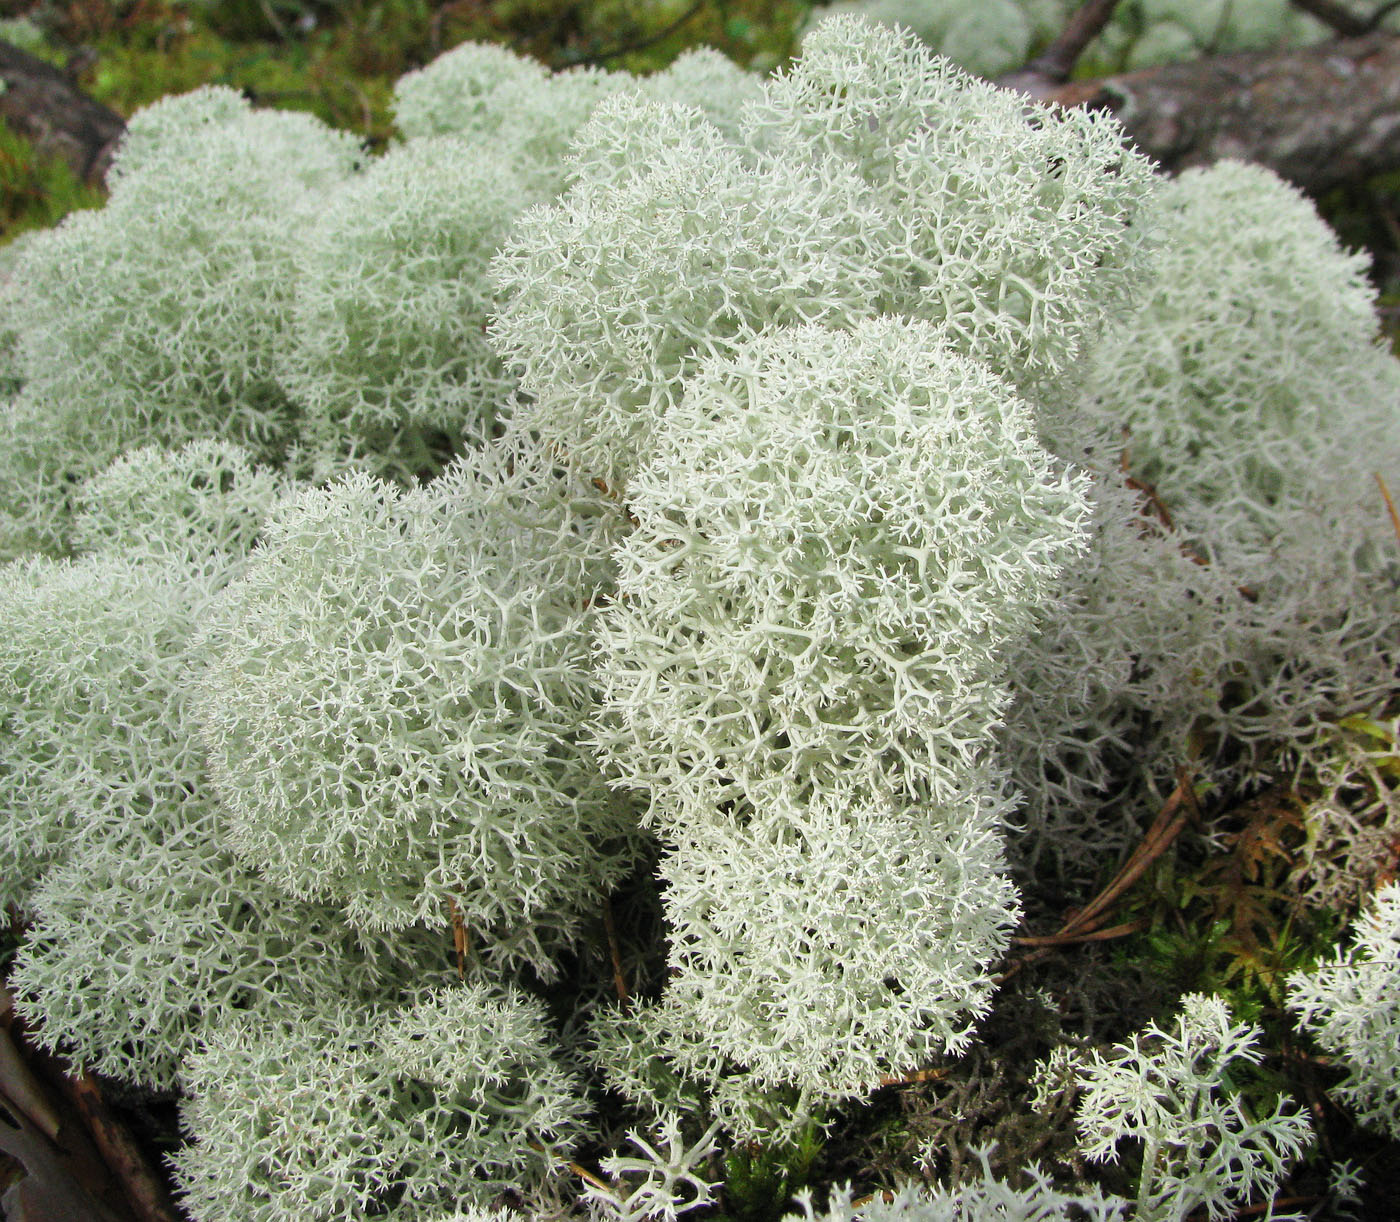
[0,985,177,1222]
[1000,0,1122,94]
[1038,31,1400,194]
[1289,0,1371,36]
[60,1073,181,1222]
[0,39,125,187]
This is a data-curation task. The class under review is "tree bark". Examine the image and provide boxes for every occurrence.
[0,39,125,187]
[1041,31,1400,194]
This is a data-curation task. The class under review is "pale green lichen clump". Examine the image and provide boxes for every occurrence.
[788,1148,1129,1222]
[1006,159,1400,876]
[173,983,589,1221]
[491,16,1154,494]
[597,319,1090,816]
[1288,884,1400,1140]
[1070,995,1312,1222]
[1,445,440,1089]
[12,89,359,461]
[497,16,1147,1121]
[195,440,640,961]
[280,135,525,475]
[0,12,1397,1219]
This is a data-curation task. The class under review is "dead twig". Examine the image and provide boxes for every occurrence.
[0,986,176,1222]
[601,895,630,1008]
[1120,441,1259,599]
[1065,769,1197,935]
[1188,1194,1321,1221]
[1011,918,1147,947]
[1288,0,1370,36]
[877,1067,950,1087]
[1003,0,1122,91]
[62,1073,181,1222]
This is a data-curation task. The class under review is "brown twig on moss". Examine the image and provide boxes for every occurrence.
[1063,769,1197,934]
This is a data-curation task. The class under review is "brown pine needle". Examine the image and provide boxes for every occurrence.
[1065,772,1194,936]
[1377,472,1400,546]
[567,1160,615,1195]
[878,1067,950,1087]
[999,774,1195,983]
[1012,919,1147,947]
[601,896,630,1007]
[528,1141,615,1195]
[448,896,467,980]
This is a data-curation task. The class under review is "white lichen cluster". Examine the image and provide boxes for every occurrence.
[803,0,1068,76]
[787,1150,1129,1222]
[493,19,1151,493]
[1288,884,1400,1139]
[13,88,359,464]
[196,440,639,958]
[279,135,524,474]
[0,12,1397,1221]
[173,983,589,1221]
[0,444,442,1089]
[1006,160,1400,875]
[70,439,287,565]
[392,39,759,192]
[588,320,1083,1103]
[1067,995,1312,1221]
[492,15,1153,1123]
[587,1115,724,1222]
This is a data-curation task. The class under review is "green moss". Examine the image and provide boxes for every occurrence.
[721,1121,825,1222]
[0,119,104,244]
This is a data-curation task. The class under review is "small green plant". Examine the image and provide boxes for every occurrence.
[1112,787,1346,1025]
[723,1122,824,1222]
